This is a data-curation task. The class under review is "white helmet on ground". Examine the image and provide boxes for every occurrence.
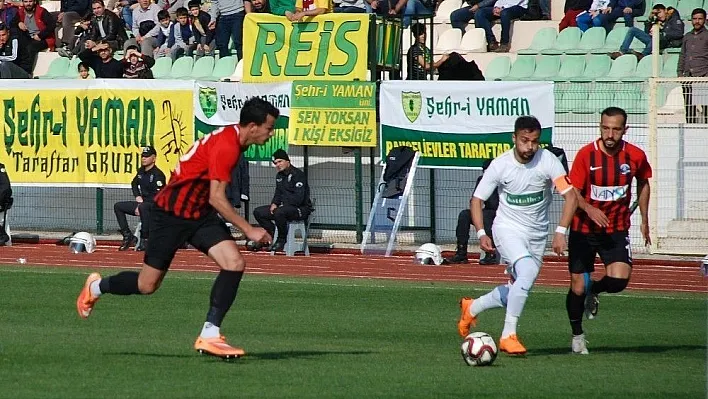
[415,243,444,265]
[69,232,96,254]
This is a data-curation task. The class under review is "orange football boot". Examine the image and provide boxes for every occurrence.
[457,297,478,337]
[499,334,527,355]
[76,272,102,319]
[194,335,246,359]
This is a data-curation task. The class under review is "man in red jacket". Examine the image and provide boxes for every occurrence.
[17,0,55,67]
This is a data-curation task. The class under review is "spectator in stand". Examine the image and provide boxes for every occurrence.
[575,0,609,31]
[60,0,127,56]
[333,0,366,13]
[188,0,214,58]
[165,7,194,60]
[122,44,154,77]
[468,0,528,52]
[267,0,295,15]
[599,0,645,30]
[55,0,90,54]
[286,0,332,21]
[158,0,185,20]
[679,8,708,123]
[402,0,434,28]
[0,22,33,78]
[17,0,56,60]
[153,10,171,58]
[0,1,20,36]
[123,0,161,55]
[407,22,448,80]
[77,61,91,78]
[245,0,270,13]
[610,4,683,60]
[208,0,246,60]
[116,0,139,30]
[78,40,124,77]
[369,0,406,20]
[559,0,590,31]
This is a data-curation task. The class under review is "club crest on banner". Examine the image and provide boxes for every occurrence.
[199,86,218,118]
[401,91,422,123]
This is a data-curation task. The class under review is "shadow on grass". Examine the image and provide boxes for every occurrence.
[532,344,706,356]
[105,352,194,358]
[103,350,375,360]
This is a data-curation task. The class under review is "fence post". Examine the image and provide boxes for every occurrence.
[429,168,436,243]
[355,147,363,243]
[96,187,104,235]
[648,23,660,253]
[370,147,376,207]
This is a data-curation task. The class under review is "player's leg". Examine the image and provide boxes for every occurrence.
[566,231,597,354]
[190,214,246,358]
[114,200,138,250]
[588,232,632,317]
[76,208,190,319]
[447,209,471,264]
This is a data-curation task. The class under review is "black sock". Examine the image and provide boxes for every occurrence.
[206,270,244,327]
[566,289,585,336]
[98,271,141,295]
[591,276,610,294]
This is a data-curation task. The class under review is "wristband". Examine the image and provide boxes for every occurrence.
[476,229,487,239]
[555,226,568,235]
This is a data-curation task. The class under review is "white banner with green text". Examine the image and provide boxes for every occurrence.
[380,81,555,169]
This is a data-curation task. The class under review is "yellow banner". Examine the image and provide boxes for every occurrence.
[1,86,194,185]
[288,81,377,147]
[242,13,369,83]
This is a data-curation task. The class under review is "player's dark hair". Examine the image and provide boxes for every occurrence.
[175,7,189,17]
[692,8,706,18]
[513,116,542,135]
[240,97,280,126]
[601,106,628,125]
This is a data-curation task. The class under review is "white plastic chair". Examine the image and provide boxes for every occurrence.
[459,28,487,53]
[435,28,462,54]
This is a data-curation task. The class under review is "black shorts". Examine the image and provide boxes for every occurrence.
[144,207,234,271]
[568,230,632,274]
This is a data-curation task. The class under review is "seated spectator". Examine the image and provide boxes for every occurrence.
[17,0,56,60]
[115,0,138,30]
[285,0,332,21]
[402,0,433,28]
[407,22,449,79]
[78,40,124,77]
[333,0,366,13]
[267,0,296,15]
[559,0,591,31]
[575,0,610,31]
[471,0,528,52]
[0,1,20,36]
[0,22,33,78]
[86,0,127,50]
[153,10,171,58]
[123,0,161,55]
[188,0,214,58]
[252,149,313,253]
[450,0,482,34]
[165,7,195,60]
[122,44,154,77]
[157,0,185,20]
[602,0,645,29]
[369,0,406,18]
[77,61,92,78]
[610,4,683,60]
[55,0,90,54]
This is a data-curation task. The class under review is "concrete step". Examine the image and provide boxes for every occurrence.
[657,237,708,255]
[666,219,708,239]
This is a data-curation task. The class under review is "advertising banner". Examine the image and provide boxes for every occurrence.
[194,81,291,161]
[288,81,376,147]
[242,13,369,83]
[380,81,555,168]
[1,81,193,186]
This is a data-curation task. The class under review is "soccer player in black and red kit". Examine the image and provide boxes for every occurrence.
[565,107,652,355]
[76,98,280,359]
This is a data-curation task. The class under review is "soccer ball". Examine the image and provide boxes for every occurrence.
[461,332,498,367]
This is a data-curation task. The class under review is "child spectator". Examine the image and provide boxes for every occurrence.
[188,0,214,59]
[166,7,195,60]
[78,61,92,79]
[123,44,155,78]
[153,10,172,58]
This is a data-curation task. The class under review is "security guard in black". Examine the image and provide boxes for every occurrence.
[253,149,312,252]
[114,146,167,250]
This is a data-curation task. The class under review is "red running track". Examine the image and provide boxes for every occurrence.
[1,244,705,293]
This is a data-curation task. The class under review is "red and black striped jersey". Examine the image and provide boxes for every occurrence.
[569,139,652,234]
[154,125,243,220]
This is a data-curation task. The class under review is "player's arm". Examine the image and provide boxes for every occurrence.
[569,148,609,227]
[636,177,651,245]
[552,184,577,256]
[209,180,262,240]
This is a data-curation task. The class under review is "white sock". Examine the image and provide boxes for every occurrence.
[470,284,509,316]
[89,279,102,298]
[502,256,540,338]
[200,322,220,339]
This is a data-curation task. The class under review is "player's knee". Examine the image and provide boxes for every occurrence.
[569,274,587,296]
[605,277,629,293]
[220,255,245,272]
[138,279,161,295]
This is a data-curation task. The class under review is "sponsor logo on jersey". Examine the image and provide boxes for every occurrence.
[506,190,544,206]
[590,184,628,201]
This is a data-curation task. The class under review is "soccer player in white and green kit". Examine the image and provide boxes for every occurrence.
[457,116,578,355]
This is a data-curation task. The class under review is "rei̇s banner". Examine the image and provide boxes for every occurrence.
[1,84,193,185]
[380,81,554,169]
[288,81,376,147]
[242,13,369,83]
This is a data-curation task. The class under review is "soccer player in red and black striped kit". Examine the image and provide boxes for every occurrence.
[566,107,652,355]
[76,98,280,359]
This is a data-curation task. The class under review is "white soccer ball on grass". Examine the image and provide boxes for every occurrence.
[461,332,498,367]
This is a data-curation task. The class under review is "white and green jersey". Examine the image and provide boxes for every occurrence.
[473,148,572,236]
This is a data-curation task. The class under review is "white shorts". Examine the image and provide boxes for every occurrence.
[492,225,546,266]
